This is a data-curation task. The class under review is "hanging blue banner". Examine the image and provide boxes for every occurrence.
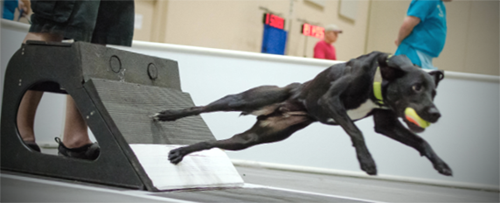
[261,24,287,55]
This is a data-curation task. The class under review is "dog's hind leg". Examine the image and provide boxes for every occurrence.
[373,109,452,176]
[154,83,301,121]
[168,113,313,164]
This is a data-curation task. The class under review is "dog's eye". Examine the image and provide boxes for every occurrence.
[412,84,423,92]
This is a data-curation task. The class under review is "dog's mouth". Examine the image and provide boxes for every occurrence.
[403,107,430,133]
[404,119,425,133]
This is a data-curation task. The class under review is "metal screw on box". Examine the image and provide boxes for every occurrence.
[109,55,122,73]
[147,63,158,80]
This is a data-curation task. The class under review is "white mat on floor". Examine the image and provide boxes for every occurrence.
[130,144,244,191]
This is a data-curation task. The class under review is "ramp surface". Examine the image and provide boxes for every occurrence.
[90,78,214,144]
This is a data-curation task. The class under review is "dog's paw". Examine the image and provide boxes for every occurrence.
[168,148,185,164]
[362,163,377,175]
[435,162,453,176]
[359,156,377,175]
[152,110,180,122]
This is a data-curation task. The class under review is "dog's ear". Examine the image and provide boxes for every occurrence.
[427,70,444,87]
[348,51,385,69]
[378,54,408,81]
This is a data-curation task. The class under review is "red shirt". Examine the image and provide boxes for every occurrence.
[313,40,336,60]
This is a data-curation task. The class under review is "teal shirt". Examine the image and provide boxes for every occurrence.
[396,0,447,66]
[2,0,18,20]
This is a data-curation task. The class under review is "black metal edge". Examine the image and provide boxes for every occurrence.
[1,42,146,190]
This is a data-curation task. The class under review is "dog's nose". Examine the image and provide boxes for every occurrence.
[427,107,441,123]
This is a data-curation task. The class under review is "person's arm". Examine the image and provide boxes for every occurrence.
[332,46,336,60]
[18,0,31,17]
[395,16,420,46]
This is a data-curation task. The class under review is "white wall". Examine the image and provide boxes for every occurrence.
[366,0,499,76]
[150,0,371,61]
[121,41,500,190]
[2,20,499,190]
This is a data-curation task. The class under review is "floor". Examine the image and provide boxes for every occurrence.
[236,166,499,202]
[2,164,498,202]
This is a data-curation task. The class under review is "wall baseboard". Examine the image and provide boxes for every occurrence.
[232,159,500,192]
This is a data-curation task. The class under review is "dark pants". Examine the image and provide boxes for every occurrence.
[29,0,134,46]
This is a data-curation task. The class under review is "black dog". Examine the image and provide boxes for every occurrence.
[153,51,451,176]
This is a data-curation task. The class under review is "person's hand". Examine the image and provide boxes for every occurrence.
[18,0,31,17]
[394,39,400,46]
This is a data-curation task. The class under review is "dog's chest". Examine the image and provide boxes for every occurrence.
[326,99,378,124]
[347,99,378,119]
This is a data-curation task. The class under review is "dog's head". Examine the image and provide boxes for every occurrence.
[377,54,444,133]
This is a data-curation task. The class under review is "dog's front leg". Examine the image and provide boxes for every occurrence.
[168,141,217,164]
[373,109,452,176]
[318,78,377,175]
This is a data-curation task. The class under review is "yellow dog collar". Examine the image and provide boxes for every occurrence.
[373,66,384,105]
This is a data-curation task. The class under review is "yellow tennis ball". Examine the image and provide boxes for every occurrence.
[405,107,430,128]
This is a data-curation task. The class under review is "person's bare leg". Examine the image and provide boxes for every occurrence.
[17,91,43,142]
[62,96,92,148]
[17,33,64,142]
[24,32,63,43]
